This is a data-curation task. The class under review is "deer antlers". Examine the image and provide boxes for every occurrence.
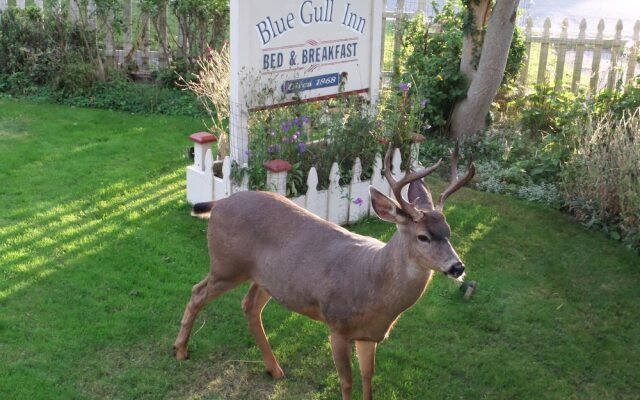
[436,141,476,210]
[383,146,441,221]
[383,141,475,219]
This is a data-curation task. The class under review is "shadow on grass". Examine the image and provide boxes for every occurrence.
[0,171,184,301]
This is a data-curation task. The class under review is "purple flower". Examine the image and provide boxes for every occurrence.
[291,134,298,141]
[421,99,428,108]
[267,145,273,154]
[302,116,310,124]
[297,142,305,153]
[353,197,364,206]
[282,121,291,133]
[244,150,252,157]
[399,82,411,93]
[270,130,275,137]
[293,117,302,127]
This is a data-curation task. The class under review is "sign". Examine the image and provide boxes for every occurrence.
[230,0,383,164]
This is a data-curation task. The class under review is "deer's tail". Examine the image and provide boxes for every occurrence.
[191,201,215,219]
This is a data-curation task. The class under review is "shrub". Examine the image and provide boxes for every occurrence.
[168,0,229,63]
[516,85,588,135]
[0,6,101,94]
[591,78,640,119]
[0,3,207,117]
[378,81,431,169]
[398,7,467,134]
[179,45,231,157]
[517,182,560,205]
[64,81,206,117]
[561,108,640,250]
[398,4,526,135]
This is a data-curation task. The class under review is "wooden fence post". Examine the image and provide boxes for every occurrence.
[141,13,150,68]
[607,20,624,90]
[380,12,388,76]
[305,167,324,219]
[178,23,187,59]
[590,19,605,93]
[537,18,551,86]
[69,0,79,21]
[626,21,640,85]
[0,0,7,12]
[328,162,349,225]
[264,160,292,196]
[87,0,96,29]
[348,158,370,224]
[519,17,533,90]
[571,19,587,93]
[392,0,405,78]
[554,18,569,90]
[157,2,168,68]
[214,156,232,200]
[186,132,217,204]
[105,9,115,67]
[123,0,133,65]
[369,153,388,215]
[16,0,24,9]
[391,148,408,200]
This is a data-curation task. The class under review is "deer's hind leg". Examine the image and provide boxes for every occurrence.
[174,276,240,360]
[242,282,285,379]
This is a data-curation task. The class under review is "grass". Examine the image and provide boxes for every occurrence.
[1,99,639,399]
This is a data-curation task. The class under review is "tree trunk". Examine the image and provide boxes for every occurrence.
[459,0,492,82]
[449,0,520,139]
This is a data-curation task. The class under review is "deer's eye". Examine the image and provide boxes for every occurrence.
[417,234,431,243]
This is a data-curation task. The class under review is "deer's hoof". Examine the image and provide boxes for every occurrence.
[174,346,189,361]
[268,365,285,379]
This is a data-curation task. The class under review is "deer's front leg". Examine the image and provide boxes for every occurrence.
[355,340,377,400]
[242,282,284,379]
[330,333,353,400]
[174,277,239,360]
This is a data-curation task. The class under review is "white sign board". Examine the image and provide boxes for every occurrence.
[230,0,383,164]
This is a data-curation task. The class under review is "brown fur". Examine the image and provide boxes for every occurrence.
[174,186,467,400]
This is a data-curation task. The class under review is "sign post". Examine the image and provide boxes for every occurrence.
[229,0,383,166]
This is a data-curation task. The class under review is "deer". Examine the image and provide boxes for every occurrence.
[174,143,475,400]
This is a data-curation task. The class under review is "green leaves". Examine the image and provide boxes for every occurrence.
[398,9,467,135]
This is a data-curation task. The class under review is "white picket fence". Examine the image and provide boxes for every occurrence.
[519,17,640,93]
[186,134,422,225]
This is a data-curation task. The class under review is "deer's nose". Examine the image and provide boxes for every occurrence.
[447,262,465,278]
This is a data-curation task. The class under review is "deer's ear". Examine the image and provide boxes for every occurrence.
[408,180,434,211]
[369,186,411,225]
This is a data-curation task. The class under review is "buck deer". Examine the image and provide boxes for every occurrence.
[174,144,475,400]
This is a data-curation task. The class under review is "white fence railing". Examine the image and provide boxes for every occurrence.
[186,133,423,225]
[520,17,640,93]
[381,11,640,93]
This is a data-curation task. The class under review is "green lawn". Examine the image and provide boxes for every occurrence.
[1,99,639,399]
